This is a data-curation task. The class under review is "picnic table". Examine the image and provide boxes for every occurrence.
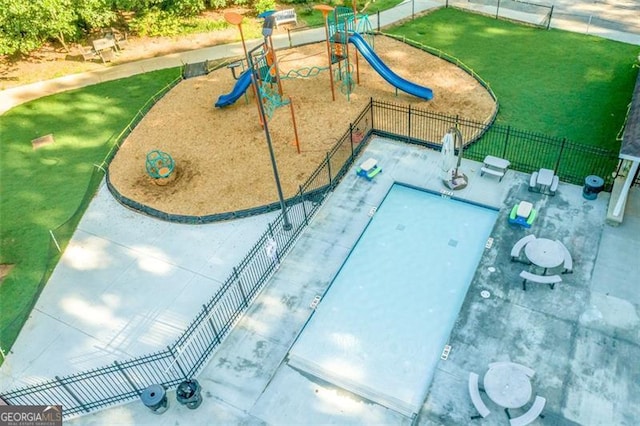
[92,38,117,63]
[484,362,533,409]
[480,155,510,182]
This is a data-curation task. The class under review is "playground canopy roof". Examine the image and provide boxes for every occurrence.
[620,70,640,162]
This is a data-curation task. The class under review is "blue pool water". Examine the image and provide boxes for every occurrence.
[288,184,499,416]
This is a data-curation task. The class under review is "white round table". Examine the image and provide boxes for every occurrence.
[524,238,564,269]
[484,363,532,409]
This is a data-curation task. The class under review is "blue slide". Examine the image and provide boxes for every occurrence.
[215,69,252,108]
[349,33,433,101]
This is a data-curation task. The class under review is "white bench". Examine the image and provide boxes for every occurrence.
[511,234,535,262]
[556,240,573,274]
[520,270,562,291]
[468,372,490,419]
[510,396,546,426]
[480,167,504,179]
[549,175,559,195]
[273,9,297,27]
[528,171,538,191]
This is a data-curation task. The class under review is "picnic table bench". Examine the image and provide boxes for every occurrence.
[519,270,562,290]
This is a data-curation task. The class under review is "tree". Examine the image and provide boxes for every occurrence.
[0,0,116,56]
[1,0,76,55]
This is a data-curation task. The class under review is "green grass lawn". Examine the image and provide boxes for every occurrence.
[387,8,639,149]
[0,68,180,358]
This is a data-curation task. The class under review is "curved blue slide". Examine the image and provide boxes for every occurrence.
[349,33,433,101]
[215,69,252,108]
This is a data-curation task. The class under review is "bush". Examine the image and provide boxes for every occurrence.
[254,0,276,15]
[208,0,229,8]
[129,10,182,36]
[170,0,206,16]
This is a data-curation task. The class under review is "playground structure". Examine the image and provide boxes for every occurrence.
[145,150,175,185]
[316,5,433,102]
[216,11,300,153]
[107,33,496,217]
[216,6,433,110]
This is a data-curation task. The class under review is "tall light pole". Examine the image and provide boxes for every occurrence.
[248,21,292,231]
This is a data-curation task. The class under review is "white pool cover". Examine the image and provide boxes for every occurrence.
[288,185,498,416]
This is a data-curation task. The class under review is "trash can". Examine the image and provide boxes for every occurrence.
[583,175,604,200]
[176,379,202,410]
[140,384,169,414]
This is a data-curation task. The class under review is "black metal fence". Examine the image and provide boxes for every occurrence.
[444,0,555,29]
[0,98,618,418]
[370,99,619,189]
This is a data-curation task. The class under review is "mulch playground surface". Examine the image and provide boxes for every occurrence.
[108,36,497,217]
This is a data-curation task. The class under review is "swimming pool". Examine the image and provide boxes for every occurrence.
[287,183,498,417]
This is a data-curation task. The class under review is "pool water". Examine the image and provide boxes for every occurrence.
[287,184,498,416]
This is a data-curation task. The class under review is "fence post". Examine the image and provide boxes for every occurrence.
[547,5,553,30]
[412,0,415,20]
[377,11,380,32]
[55,375,90,413]
[554,138,566,173]
[502,126,510,159]
[350,123,354,155]
[327,153,332,187]
[203,303,221,345]
[370,97,375,132]
[234,266,249,308]
[114,361,141,396]
[287,29,292,48]
[496,0,501,19]
[167,345,188,380]
[407,104,412,143]
[299,185,308,225]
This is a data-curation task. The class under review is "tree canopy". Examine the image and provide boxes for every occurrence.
[0,0,276,56]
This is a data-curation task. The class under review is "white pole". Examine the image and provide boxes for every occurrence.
[613,160,639,217]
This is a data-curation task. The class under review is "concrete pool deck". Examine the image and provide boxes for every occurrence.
[50,136,640,425]
[1,0,639,423]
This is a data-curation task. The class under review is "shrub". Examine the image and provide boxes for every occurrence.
[129,10,182,36]
[254,0,276,15]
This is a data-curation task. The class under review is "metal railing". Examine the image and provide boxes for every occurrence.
[0,99,618,417]
[370,99,618,189]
